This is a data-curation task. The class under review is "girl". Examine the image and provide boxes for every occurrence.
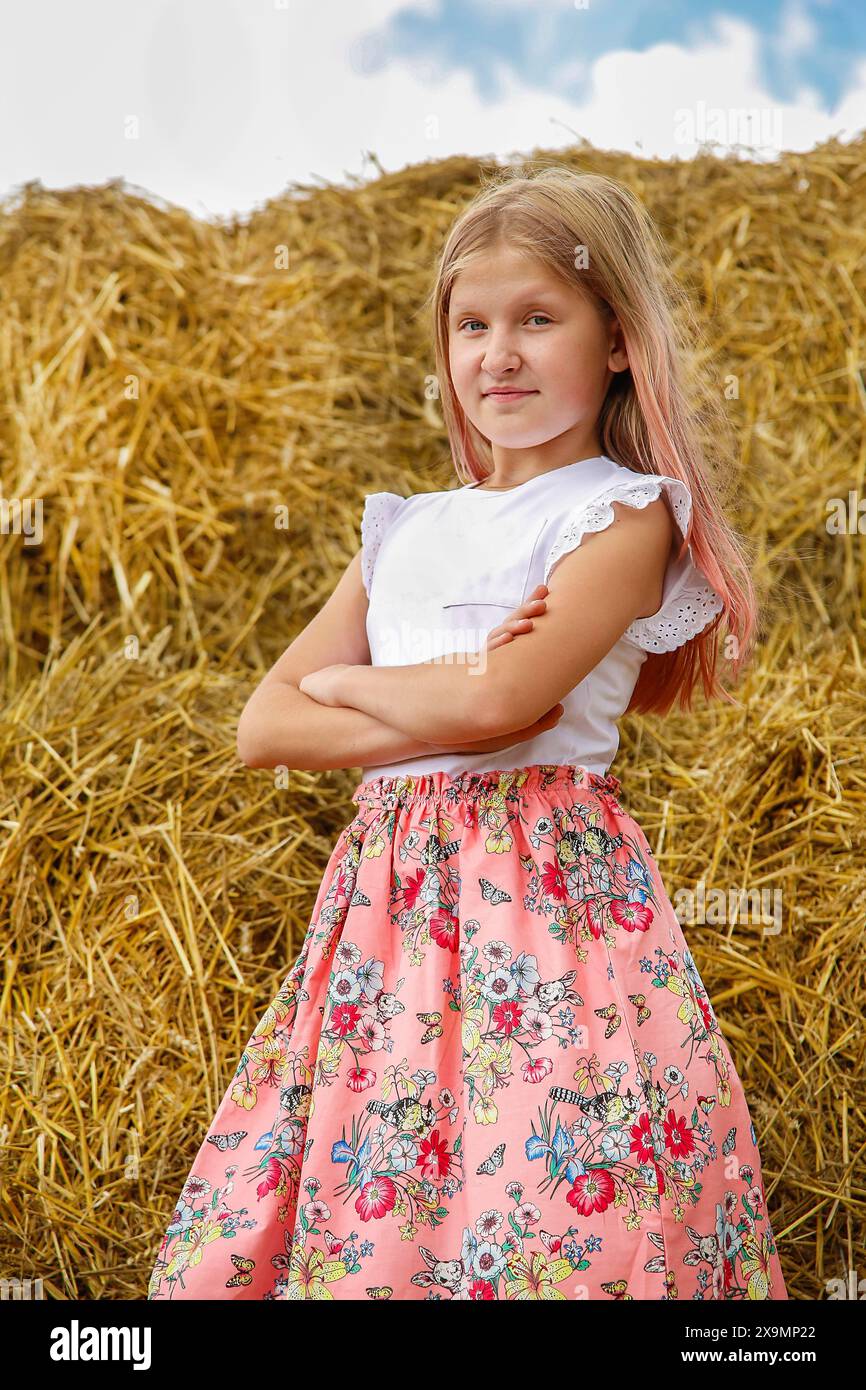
[148,167,788,1301]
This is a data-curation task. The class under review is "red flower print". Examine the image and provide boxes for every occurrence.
[698,997,714,1032]
[467,1279,496,1300]
[566,1168,615,1215]
[663,1108,695,1160]
[346,1067,377,1092]
[610,899,653,932]
[653,1160,666,1197]
[256,1156,282,1201]
[331,1003,361,1037]
[521,1055,554,1084]
[430,909,459,951]
[492,999,523,1034]
[540,861,568,901]
[355,1174,398,1221]
[575,897,606,940]
[418,1128,451,1182]
[401,869,426,911]
[630,1111,655,1163]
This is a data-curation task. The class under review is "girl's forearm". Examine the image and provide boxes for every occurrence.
[237,680,449,772]
[335,659,495,744]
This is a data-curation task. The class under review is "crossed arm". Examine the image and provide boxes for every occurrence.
[300,499,674,744]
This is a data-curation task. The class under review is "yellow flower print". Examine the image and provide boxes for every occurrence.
[473,1095,498,1125]
[315,1039,344,1081]
[740,1230,773,1299]
[507,1248,573,1300]
[664,973,693,1022]
[362,833,386,858]
[462,1013,482,1053]
[284,1245,348,1300]
[165,1219,224,1279]
[230,1079,258,1110]
[485,824,513,854]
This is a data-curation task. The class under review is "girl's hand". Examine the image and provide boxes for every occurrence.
[298,664,351,707]
[483,584,551,652]
[433,586,561,753]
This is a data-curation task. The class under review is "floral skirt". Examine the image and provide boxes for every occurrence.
[147,764,788,1302]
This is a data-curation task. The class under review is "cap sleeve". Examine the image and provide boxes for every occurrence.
[360,491,406,598]
[543,473,724,653]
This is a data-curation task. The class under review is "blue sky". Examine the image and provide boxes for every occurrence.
[375,1,860,110]
[0,0,863,220]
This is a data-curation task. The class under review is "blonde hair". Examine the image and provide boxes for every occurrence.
[421,164,757,717]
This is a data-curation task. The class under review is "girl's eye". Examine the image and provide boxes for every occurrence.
[459,314,552,332]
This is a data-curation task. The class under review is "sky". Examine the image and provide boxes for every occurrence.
[0,0,863,222]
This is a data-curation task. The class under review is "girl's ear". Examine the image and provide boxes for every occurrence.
[607,318,629,373]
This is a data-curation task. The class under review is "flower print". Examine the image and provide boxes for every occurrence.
[510,951,541,992]
[740,1230,773,1299]
[630,1111,657,1163]
[304,1198,331,1224]
[576,896,607,940]
[663,1065,685,1087]
[626,857,653,898]
[330,1003,361,1037]
[399,868,426,911]
[346,1067,377,1093]
[329,970,362,1005]
[357,956,385,998]
[473,1096,498,1125]
[256,1156,285,1200]
[429,908,459,951]
[355,1175,398,1221]
[533,816,554,836]
[589,859,611,894]
[664,1109,695,1160]
[387,1136,419,1173]
[483,939,513,966]
[465,1279,496,1300]
[716,1203,743,1262]
[540,860,568,901]
[610,899,653,932]
[181,1174,211,1204]
[482,967,518,1004]
[506,1247,573,1300]
[492,999,523,1035]
[514,1201,540,1227]
[566,1168,615,1215]
[485,824,514,854]
[335,940,361,969]
[521,1055,554,1084]
[418,1129,452,1183]
[476,1208,504,1238]
[600,1127,632,1164]
[472,1240,507,1282]
[284,1245,348,1300]
[520,1005,554,1042]
[356,1014,387,1051]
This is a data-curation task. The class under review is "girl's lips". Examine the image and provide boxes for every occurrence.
[484,389,537,399]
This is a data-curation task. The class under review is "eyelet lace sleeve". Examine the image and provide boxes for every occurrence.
[542,474,725,653]
[360,491,407,598]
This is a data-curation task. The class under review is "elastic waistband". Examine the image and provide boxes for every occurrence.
[351,763,622,810]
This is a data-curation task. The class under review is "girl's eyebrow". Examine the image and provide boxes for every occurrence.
[449,287,561,317]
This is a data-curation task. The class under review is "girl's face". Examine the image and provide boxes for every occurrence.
[447,242,629,471]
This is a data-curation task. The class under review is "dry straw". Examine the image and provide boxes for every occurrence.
[0,140,864,1300]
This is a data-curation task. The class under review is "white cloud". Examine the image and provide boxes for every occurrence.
[0,0,862,219]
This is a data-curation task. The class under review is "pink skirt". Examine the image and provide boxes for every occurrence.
[147,764,788,1301]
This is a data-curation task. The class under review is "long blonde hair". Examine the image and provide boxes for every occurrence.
[421,164,756,717]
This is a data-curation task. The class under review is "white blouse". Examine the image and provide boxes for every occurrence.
[358,454,724,783]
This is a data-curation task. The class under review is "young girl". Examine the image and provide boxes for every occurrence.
[148,167,788,1302]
